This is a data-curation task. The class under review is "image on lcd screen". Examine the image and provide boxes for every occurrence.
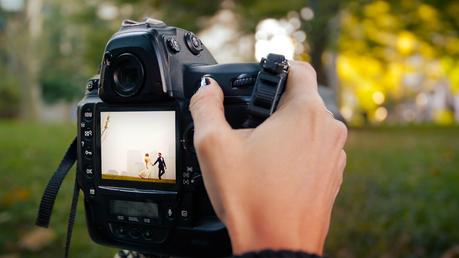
[100,111,176,183]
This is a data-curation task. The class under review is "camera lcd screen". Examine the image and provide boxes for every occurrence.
[100,111,176,183]
[110,200,159,218]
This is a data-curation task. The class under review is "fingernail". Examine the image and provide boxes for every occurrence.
[200,74,211,87]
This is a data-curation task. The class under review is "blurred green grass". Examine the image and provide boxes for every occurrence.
[328,126,459,258]
[0,121,458,258]
[0,121,116,258]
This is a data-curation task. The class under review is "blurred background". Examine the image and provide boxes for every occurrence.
[0,0,458,258]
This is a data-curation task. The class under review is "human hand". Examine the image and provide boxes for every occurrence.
[189,61,347,255]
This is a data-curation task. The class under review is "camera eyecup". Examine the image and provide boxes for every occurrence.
[112,53,145,97]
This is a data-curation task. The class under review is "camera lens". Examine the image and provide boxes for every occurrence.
[112,53,144,97]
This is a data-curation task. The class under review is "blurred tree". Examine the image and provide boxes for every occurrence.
[4,0,456,123]
[39,0,89,104]
[23,0,43,120]
[106,0,350,87]
[0,9,20,117]
[0,69,20,118]
[2,0,44,120]
[65,0,221,80]
[2,0,42,120]
[1,0,352,120]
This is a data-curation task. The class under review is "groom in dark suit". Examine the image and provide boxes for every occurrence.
[153,152,167,180]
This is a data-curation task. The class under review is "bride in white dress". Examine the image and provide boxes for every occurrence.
[139,153,153,179]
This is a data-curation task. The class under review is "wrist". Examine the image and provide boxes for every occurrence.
[225,209,328,256]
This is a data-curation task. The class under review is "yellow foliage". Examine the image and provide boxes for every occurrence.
[384,63,403,98]
[417,4,437,22]
[375,13,397,29]
[434,109,454,125]
[445,38,459,55]
[419,42,436,59]
[356,82,378,110]
[338,52,405,111]
[341,11,358,28]
[364,1,390,17]
[338,1,458,124]
[337,55,355,81]
[441,58,459,93]
[396,31,417,55]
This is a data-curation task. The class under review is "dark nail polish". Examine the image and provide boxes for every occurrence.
[200,75,211,87]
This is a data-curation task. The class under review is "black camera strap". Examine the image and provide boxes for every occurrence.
[36,138,79,258]
[244,54,289,127]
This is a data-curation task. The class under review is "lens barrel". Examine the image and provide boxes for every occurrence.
[112,53,144,97]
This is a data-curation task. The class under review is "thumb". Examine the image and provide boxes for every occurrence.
[189,77,232,143]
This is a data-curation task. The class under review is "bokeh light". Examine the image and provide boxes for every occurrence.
[374,106,388,122]
[0,0,23,12]
[372,91,385,105]
[255,19,295,61]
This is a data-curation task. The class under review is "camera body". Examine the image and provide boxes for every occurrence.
[76,18,286,257]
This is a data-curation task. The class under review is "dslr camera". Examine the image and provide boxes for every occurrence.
[76,18,290,257]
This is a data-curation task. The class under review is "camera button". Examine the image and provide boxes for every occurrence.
[88,188,95,197]
[86,80,95,91]
[166,207,174,221]
[129,227,141,239]
[180,209,189,220]
[127,216,140,223]
[166,37,181,53]
[143,229,153,240]
[144,227,167,241]
[192,37,199,47]
[182,125,195,153]
[83,129,93,139]
[191,174,202,186]
[83,112,93,121]
[116,225,127,236]
[142,217,153,224]
[83,145,93,160]
[115,215,126,221]
[82,106,93,121]
[85,166,94,178]
[182,167,192,179]
[185,32,203,55]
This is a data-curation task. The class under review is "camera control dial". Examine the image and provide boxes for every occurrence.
[184,32,203,55]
